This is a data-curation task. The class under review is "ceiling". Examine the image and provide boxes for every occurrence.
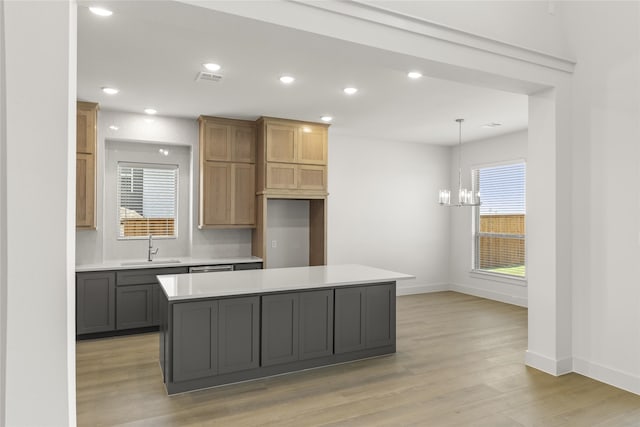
[77,1,528,145]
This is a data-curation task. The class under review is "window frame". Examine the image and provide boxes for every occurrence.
[116,161,179,240]
[471,160,527,283]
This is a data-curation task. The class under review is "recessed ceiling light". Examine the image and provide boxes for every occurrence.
[89,6,113,17]
[343,87,358,95]
[144,108,157,115]
[407,71,422,79]
[101,87,119,95]
[159,149,169,156]
[108,125,119,131]
[203,63,221,72]
[320,116,333,122]
[279,75,295,84]
[482,122,502,128]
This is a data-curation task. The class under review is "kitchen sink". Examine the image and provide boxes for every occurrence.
[120,259,182,266]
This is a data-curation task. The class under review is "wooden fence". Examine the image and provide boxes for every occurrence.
[478,214,524,269]
[121,218,175,237]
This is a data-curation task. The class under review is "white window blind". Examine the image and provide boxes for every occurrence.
[117,162,178,238]
[473,162,526,278]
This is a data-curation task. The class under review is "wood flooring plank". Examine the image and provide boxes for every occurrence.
[76,292,640,426]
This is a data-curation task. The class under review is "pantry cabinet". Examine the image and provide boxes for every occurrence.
[253,117,329,267]
[198,116,256,228]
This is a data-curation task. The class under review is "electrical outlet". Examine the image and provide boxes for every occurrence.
[271,240,277,248]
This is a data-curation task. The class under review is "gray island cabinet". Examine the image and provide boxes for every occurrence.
[158,264,413,394]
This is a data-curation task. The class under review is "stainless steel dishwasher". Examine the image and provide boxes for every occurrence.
[188,265,234,273]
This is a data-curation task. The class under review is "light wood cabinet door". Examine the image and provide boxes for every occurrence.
[299,126,327,165]
[266,163,297,189]
[202,121,231,162]
[232,164,255,225]
[231,126,256,163]
[266,123,297,163]
[76,102,97,155]
[266,164,327,191]
[76,101,98,229]
[198,116,256,228]
[201,162,255,227]
[298,165,327,191]
[202,162,231,225]
[76,153,95,229]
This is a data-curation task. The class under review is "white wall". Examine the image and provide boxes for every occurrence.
[103,141,191,260]
[561,1,640,393]
[76,110,252,265]
[266,199,310,268]
[327,133,451,295]
[2,1,76,425]
[449,130,528,307]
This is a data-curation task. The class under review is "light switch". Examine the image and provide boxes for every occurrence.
[271,240,277,248]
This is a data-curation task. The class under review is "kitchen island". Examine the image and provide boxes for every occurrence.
[157,264,413,394]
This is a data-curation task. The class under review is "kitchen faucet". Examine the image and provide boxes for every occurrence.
[148,234,159,261]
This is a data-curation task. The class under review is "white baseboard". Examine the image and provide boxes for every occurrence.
[449,282,527,307]
[396,282,449,296]
[573,357,640,395]
[525,350,573,376]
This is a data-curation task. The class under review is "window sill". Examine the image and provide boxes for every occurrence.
[469,270,527,287]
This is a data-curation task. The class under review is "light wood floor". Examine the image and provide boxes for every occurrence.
[76,292,640,426]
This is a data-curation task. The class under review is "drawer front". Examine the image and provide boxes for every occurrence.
[266,163,297,189]
[233,262,263,271]
[116,267,189,286]
[297,165,326,191]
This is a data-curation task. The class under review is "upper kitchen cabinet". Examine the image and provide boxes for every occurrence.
[76,101,98,229]
[198,116,256,228]
[263,118,327,166]
[298,125,328,165]
[77,101,97,155]
[256,117,329,197]
[200,116,256,163]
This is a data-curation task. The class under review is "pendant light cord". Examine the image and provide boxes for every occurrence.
[457,118,463,194]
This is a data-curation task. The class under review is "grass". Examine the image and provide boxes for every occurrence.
[485,264,526,277]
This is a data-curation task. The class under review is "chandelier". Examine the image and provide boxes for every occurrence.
[438,119,481,207]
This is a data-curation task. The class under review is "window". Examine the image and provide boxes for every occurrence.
[473,162,526,278]
[117,162,178,238]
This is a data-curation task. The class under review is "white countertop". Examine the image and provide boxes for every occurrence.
[158,264,414,301]
[76,256,262,272]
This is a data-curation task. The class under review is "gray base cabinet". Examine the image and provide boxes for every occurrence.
[218,297,260,373]
[172,296,259,382]
[116,267,189,330]
[116,284,153,330]
[261,290,333,366]
[161,282,395,394]
[76,272,116,334]
[334,287,366,353]
[233,262,263,271]
[172,300,218,382]
[77,262,262,338]
[261,293,300,366]
[299,290,333,360]
[335,283,395,354]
